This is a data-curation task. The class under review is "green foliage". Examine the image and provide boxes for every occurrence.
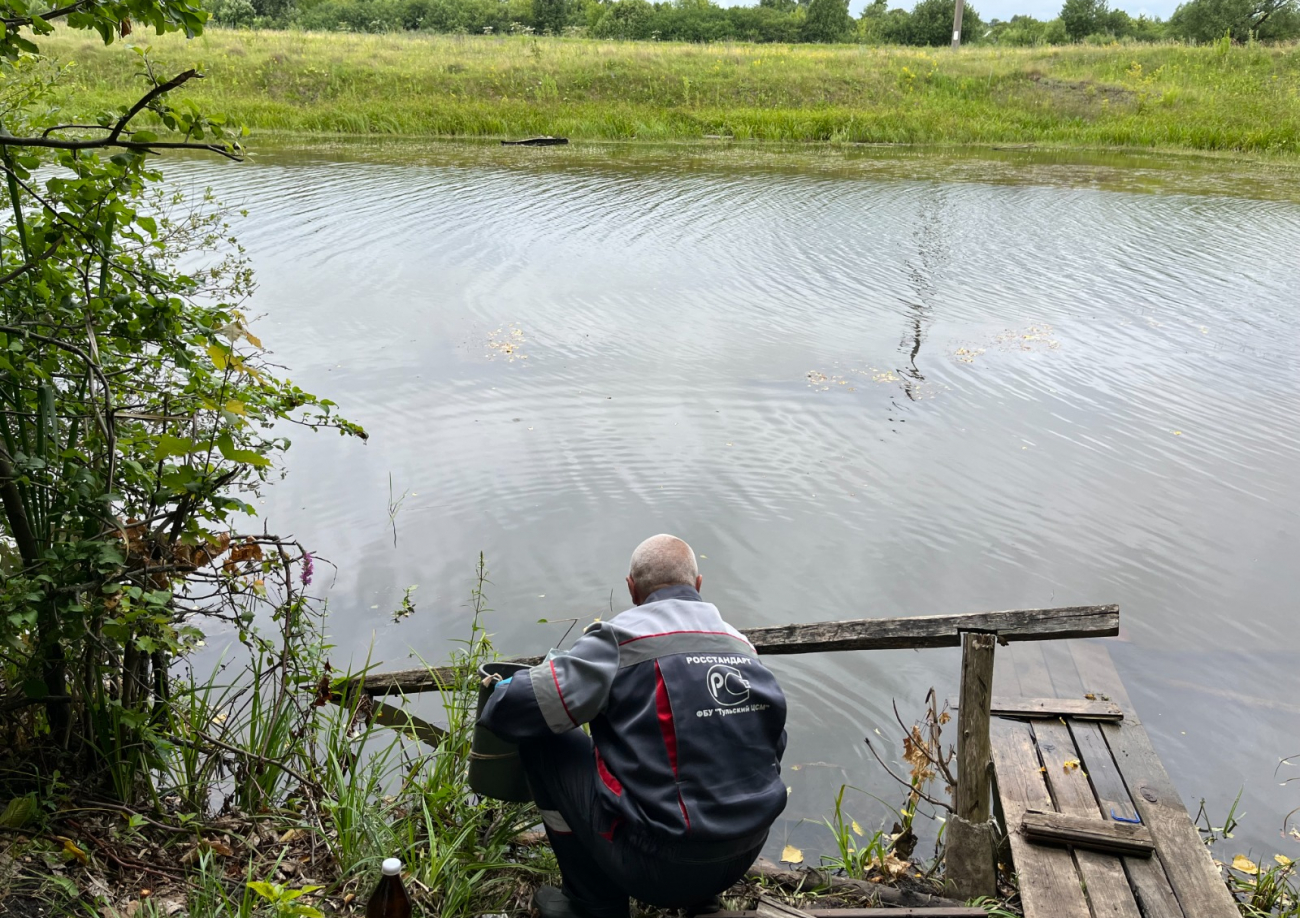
[248,882,325,918]
[212,0,259,25]
[905,0,983,45]
[859,0,915,43]
[819,784,893,879]
[967,897,1022,918]
[802,0,851,42]
[1225,854,1300,916]
[533,0,570,33]
[235,557,546,916]
[1060,0,1109,38]
[187,0,1300,44]
[0,0,207,58]
[1168,0,1300,41]
[0,0,361,795]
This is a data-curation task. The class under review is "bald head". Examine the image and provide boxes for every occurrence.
[626,534,701,605]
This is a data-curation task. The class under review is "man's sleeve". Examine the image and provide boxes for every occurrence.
[478,624,619,742]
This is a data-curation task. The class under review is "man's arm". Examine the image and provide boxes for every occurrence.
[478,624,619,743]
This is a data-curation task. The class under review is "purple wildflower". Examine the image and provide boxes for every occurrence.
[301,551,315,587]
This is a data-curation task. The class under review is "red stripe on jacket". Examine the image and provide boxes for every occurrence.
[595,746,623,796]
[654,661,680,775]
[550,660,577,726]
[654,661,691,831]
[618,629,751,647]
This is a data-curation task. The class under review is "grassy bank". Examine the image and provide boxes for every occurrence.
[43,30,1300,154]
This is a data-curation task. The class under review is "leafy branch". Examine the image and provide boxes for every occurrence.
[0,68,243,160]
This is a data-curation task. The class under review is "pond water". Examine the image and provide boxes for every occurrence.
[171,141,1300,864]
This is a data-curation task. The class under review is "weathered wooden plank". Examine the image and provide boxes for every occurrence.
[357,655,544,696]
[1056,644,1183,918]
[1008,640,1055,696]
[746,858,969,910]
[712,904,982,910]
[956,634,997,825]
[1069,714,1185,918]
[745,604,1120,655]
[1069,640,1140,721]
[755,896,815,918]
[989,717,1090,918]
[715,910,987,918]
[949,633,997,899]
[991,641,1020,697]
[355,605,1119,695]
[1069,642,1238,918]
[990,696,1123,721]
[1032,721,1144,916]
[1021,810,1154,857]
[369,699,446,746]
[1003,642,1142,917]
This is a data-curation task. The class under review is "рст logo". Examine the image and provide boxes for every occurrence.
[706,664,750,706]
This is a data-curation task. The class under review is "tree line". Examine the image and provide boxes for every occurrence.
[208,0,1300,44]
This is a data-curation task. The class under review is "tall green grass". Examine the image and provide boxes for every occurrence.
[23,554,551,917]
[39,31,1300,154]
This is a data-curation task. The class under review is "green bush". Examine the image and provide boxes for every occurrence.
[1060,0,1109,38]
[803,0,852,41]
[907,0,983,44]
[1167,0,1300,40]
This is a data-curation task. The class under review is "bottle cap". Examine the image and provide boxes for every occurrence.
[382,857,402,876]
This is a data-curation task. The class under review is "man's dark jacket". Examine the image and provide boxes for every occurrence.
[479,584,788,842]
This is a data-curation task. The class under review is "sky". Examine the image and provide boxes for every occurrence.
[721,0,1173,23]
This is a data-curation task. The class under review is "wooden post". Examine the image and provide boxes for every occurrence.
[947,631,997,898]
[951,0,966,48]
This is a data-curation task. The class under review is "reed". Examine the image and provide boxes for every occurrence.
[40,30,1300,155]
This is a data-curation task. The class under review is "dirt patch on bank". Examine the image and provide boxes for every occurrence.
[1017,72,1136,117]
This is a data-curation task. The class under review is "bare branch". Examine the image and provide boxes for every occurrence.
[41,123,114,139]
[3,73,244,161]
[108,69,198,142]
[0,134,244,161]
[863,734,955,813]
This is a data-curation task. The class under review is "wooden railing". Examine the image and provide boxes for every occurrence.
[345,602,1119,901]
[351,604,1118,696]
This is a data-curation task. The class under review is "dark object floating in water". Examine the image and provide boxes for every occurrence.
[501,136,568,146]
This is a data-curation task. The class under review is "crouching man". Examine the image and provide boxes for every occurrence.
[479,534,789,918]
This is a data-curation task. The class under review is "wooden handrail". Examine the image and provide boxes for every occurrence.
[350,604,1118,697]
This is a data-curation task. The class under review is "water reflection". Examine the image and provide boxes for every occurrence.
[167,143,1300,861]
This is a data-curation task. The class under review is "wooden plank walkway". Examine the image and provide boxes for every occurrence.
[991,639,1237,918]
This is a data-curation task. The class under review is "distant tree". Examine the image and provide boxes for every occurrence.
[734,3,804,39]
[760,0,798,12]
[802,0,851,40]
[1059,0,1108,38]
[1167,0,1300,39]
[875,5,915,40]
[533,0,568,32]
[252,0,299,19]
[591,0,655,37]
[987,13,1050,43]
[907,0,982,44]
[1124,12,1168,38]
[212,0,258,24]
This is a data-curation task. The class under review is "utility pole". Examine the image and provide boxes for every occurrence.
[951,0,965,48]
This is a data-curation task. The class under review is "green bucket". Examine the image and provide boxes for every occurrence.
[468,661,533,803]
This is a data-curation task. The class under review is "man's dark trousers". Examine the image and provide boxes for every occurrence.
[520,730,766,918]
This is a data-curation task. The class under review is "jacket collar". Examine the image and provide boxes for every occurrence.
[642,583,702,605]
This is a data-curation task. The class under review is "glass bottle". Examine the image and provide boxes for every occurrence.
[366,857,412,918]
